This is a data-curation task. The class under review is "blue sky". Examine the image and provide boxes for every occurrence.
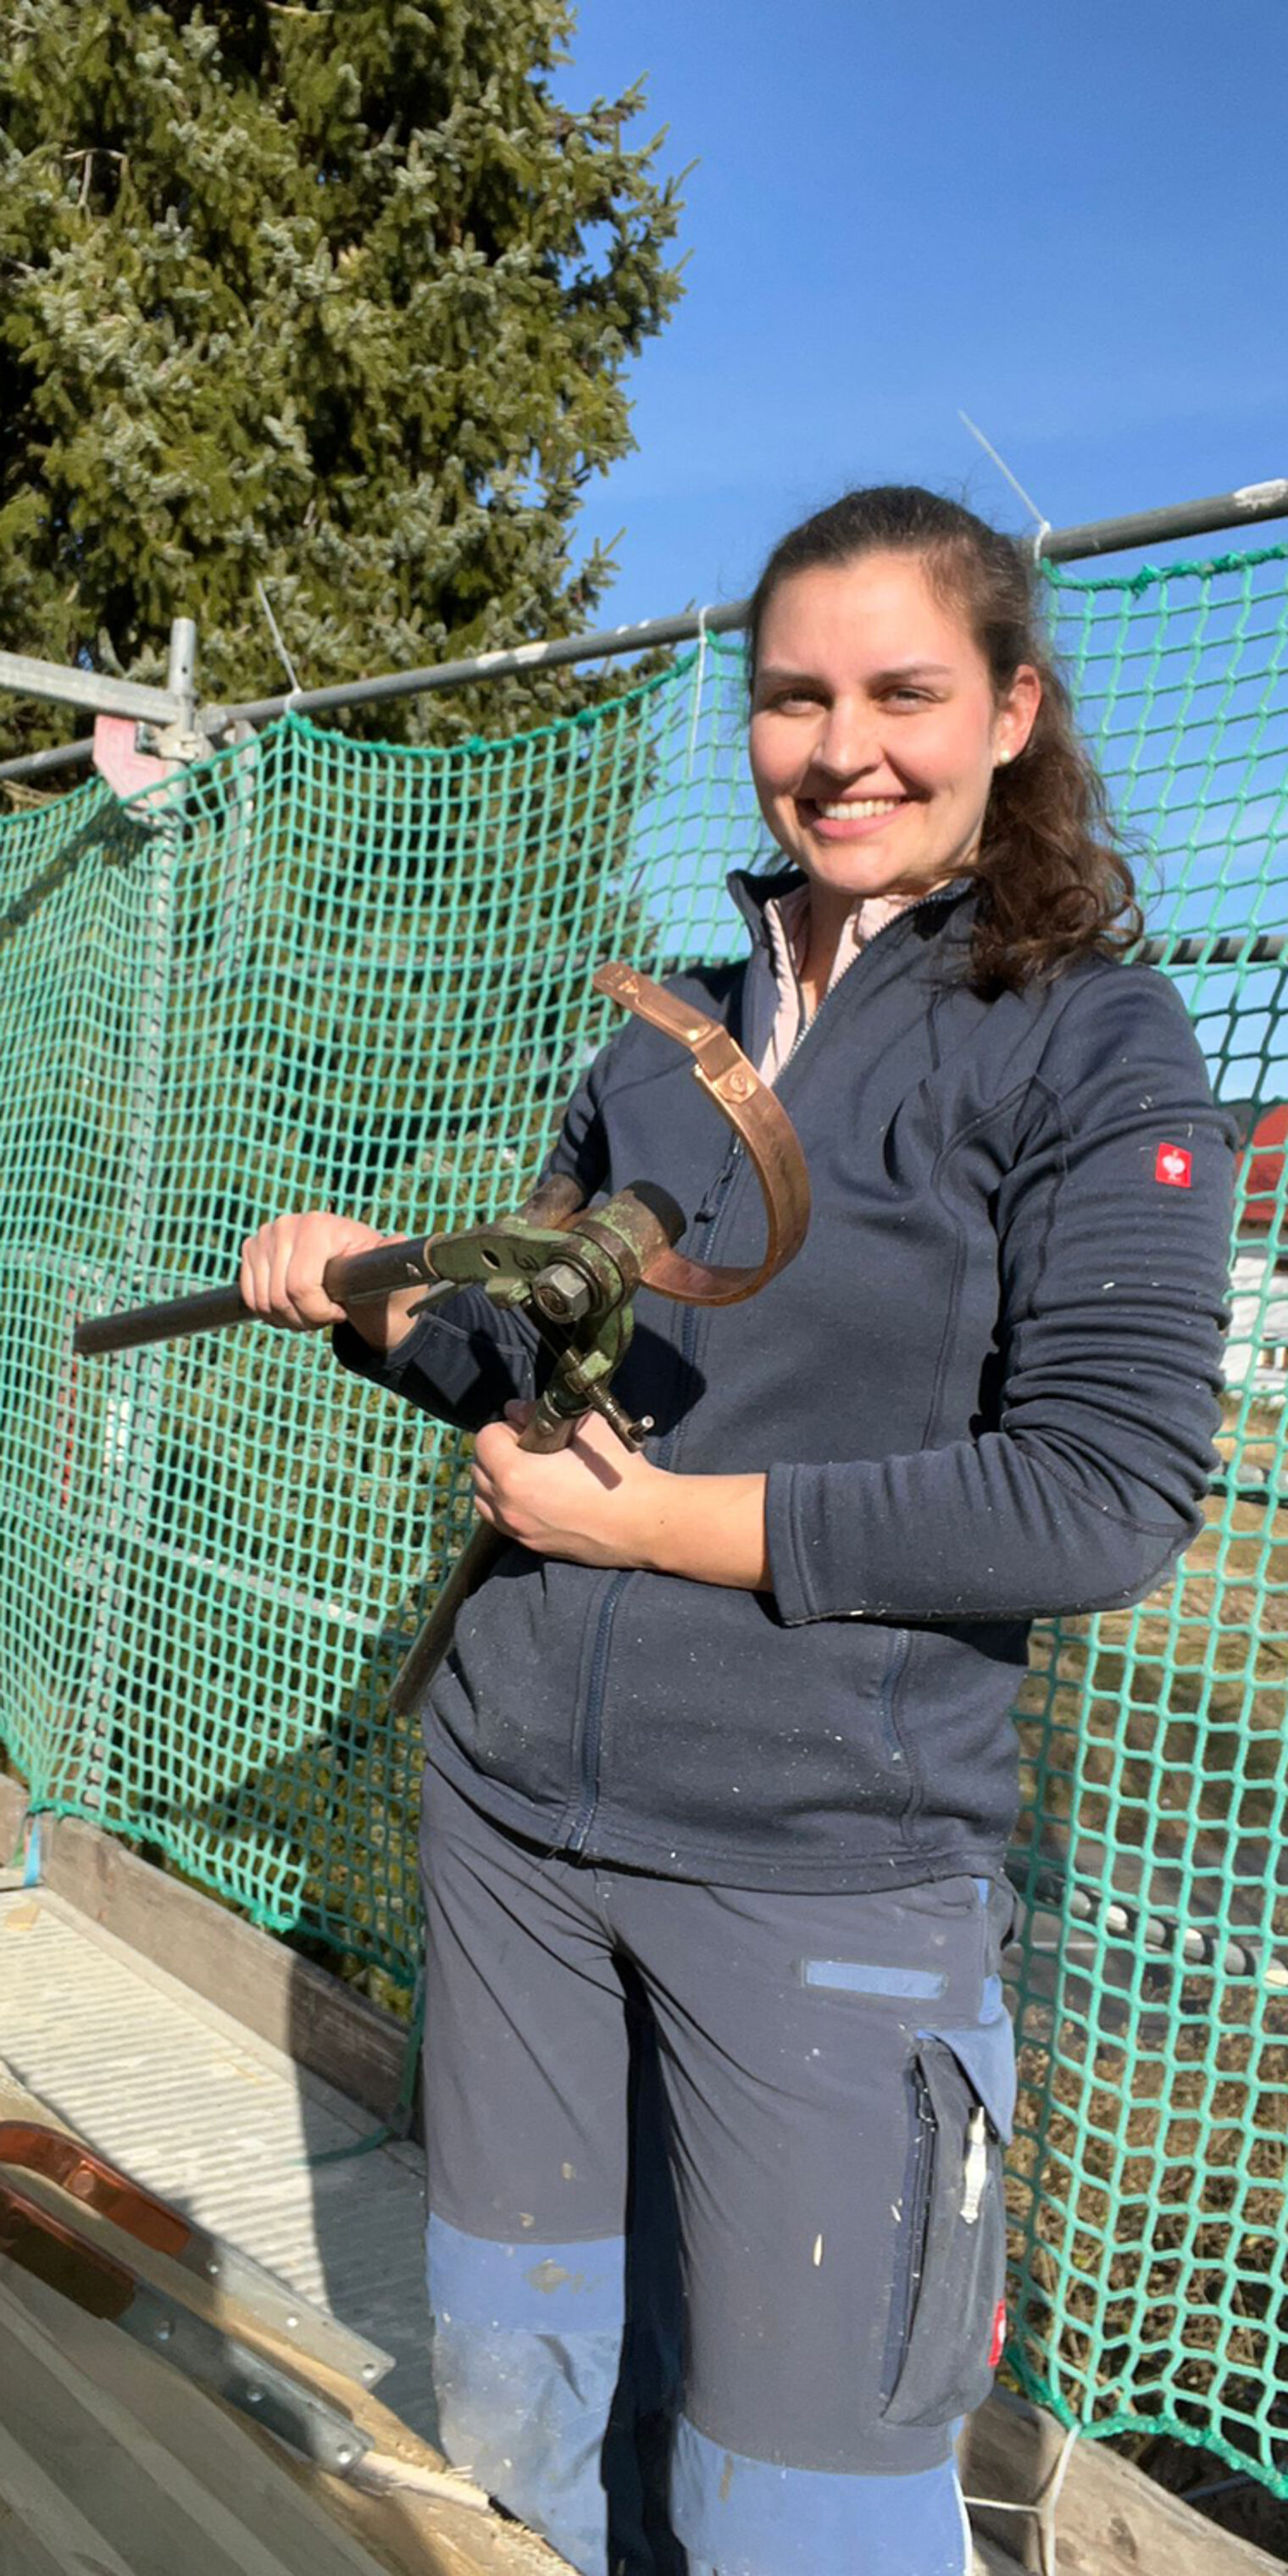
[563,0,1288,622]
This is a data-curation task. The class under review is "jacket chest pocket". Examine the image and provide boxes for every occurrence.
[880,2025,1011,2427]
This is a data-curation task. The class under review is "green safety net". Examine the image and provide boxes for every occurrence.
[0,542,1285,2489]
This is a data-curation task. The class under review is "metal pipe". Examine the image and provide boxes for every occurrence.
[3,476,1285,781]
[72,1235,446,1357]
[165,617,197,732]
[1008,1855,1288,1988]
[202,475,1288,726]
[1208,1474,1287,1510]
[0,650,179,726]
[0,736,94,785]
[1039,477,1288,565]
[211,601,749,730]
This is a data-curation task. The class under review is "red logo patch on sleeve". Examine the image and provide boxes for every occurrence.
[1155,1142,1192,1188]
[988,2299,1007,2368]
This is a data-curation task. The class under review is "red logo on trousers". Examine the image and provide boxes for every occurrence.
[1155,1143,1191,1187]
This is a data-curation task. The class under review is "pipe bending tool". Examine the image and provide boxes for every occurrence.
[75,963,811,1714]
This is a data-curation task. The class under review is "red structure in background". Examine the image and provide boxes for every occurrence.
[1237,1103,1288,1230]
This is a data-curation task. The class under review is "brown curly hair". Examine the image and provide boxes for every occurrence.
[747,486,1143,992]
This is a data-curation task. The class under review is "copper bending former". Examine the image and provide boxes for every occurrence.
[591,963,810,1305]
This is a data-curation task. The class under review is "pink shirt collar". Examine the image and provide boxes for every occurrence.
[758,884,916,1080]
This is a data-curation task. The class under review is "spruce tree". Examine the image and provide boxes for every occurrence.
[0,0,685,757]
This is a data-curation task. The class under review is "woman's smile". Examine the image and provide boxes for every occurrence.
[799,791,916,841]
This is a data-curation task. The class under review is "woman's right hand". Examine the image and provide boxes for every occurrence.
[239,1212,419,1351]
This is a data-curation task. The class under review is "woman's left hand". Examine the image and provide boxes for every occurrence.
[473,1404,773,1589]
[472,1403,662,1570]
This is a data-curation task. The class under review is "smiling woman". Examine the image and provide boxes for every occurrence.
[242,484,1233,2576]
[746,484,1141,1002]
[749,559,1035,941]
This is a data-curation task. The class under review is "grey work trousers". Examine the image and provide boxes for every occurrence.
[420,1765,1015,2576]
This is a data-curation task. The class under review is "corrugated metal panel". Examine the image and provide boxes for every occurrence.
[0,1887,432,2438]
[0,2259,559,2576]
[0,2265,391,2576]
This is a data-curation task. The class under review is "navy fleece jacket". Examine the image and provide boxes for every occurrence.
[335,874,1234,1889]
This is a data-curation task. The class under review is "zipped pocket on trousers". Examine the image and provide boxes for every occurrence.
[880,2029,1009,2428]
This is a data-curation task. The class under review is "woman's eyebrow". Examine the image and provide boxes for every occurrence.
[755,660,954,686]
[869,661,954,683]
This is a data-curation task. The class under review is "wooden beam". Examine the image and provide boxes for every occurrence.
[960,2385,1286,2575]
[0,1769,30,1880]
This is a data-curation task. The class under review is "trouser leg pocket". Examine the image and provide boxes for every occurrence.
[880,2026,1010,2428]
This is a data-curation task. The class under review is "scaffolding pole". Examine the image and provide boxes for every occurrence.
[2,474,1287,786]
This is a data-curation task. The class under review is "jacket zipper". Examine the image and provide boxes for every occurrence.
[668,877,953,1455]
[883,2057,937,2401]
[565,1136,743,1852]
[565,1568,631,1852]
[657,1131,746,1477]
[565,883,957,1855]
[772,877,954,1086]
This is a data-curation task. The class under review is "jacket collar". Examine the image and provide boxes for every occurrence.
[727,865,978,952]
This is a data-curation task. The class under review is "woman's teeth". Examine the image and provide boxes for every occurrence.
[816,797,903,819]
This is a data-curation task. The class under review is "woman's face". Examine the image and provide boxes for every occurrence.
[748,552,1041,913]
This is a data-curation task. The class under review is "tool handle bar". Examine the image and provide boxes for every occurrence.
[75,1283,251,1356]
[390,1406,576,1715]
[73,1235,435,1357]
[390,1523,504,1716]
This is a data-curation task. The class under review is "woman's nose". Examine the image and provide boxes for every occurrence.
[812,702,883,780]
